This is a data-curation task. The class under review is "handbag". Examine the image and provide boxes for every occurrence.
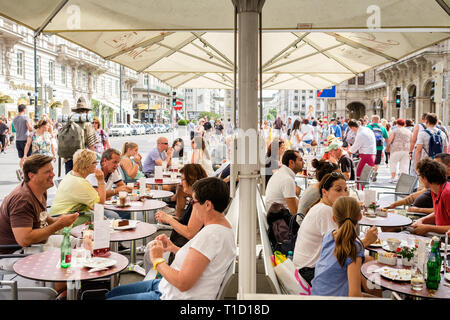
[273,255,311,295]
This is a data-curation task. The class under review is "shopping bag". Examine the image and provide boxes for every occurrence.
[273,258,311,295]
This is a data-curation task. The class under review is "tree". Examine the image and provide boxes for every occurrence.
[268,108,277,119]
[199,111,221,121]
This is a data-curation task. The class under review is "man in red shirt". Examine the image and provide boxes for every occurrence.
[411,158,450,235]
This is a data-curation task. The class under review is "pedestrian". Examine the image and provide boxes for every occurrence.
[12,104,33,180]
[23,119,56,161]
[347,119,376,188]
[366,115,389,182]
[0,117,9,154]
[92,117,110,154]
[386,118,411,183]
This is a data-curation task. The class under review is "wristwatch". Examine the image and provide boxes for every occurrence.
[153,258,166,270]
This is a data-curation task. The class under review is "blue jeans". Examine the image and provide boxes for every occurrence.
[106,279,162,300]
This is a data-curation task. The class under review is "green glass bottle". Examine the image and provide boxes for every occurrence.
[60,227,72,268]
[425,237,441,290]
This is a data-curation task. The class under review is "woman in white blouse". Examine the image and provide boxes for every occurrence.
[191,136,214,176]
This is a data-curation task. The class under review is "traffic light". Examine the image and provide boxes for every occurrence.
[166,98,170,106]
[395,87,401,108]
[172,97,177,106]
[430,80,435,102]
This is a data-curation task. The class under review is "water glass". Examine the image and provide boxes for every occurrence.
[410,256,424,291]
[73,239,90,266]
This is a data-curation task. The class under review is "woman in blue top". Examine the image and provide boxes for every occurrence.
[311,196,380,297]
[120,142,145,182]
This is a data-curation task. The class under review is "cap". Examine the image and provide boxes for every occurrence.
[327,140,343,152]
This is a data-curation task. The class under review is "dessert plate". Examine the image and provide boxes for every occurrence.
[380,267,411,281]
[113,220,138,230]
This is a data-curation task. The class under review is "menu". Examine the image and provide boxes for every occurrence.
[93,204,110,256]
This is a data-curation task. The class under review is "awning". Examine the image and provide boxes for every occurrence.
[0,1,448,90]
[138,103,160,110]
[0,94,14,104]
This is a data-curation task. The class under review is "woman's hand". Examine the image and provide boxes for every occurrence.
[149,240,164,261]
[155,234,175,252]
[155,210,171,224]
[94,168,105,182]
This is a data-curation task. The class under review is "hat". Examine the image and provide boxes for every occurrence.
[71,97,92,112]
[326,135,336,143]
[327,140,343,152]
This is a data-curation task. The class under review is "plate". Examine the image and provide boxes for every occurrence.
[82,257,116,269]
[113,220,138,230]
[105,200,118,205]
[381,240,408,252]
[115,203,131,208]
[369,240,383,248]
[380,267,411,282]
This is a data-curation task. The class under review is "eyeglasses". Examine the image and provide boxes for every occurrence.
[322,172,344,186]
[159,142,169,145]
[192,199,201,206]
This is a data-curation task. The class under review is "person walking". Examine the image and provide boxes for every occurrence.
[366,115,389,182]
[12,104,33,180]
[386,119,412,183]
[23,119,56,161]
[348,120,376,187]
[0,117,9,154]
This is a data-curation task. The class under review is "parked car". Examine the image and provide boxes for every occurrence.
[164,124,172,132]
[131,123,146,135]
[137,124,146,135]
[109,123,131,136]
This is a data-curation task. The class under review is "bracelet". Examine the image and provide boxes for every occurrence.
[153,258,166,270]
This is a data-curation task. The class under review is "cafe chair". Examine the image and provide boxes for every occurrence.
[376,173,418,202]
[356,164,374,190]
[0,280,57,300]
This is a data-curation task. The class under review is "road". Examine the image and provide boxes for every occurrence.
[0,130,181,202]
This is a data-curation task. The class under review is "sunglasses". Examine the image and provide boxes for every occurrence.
[159,142,169,145]
[322,172,345,186]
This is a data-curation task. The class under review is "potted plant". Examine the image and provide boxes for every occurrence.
[396,245,417,267]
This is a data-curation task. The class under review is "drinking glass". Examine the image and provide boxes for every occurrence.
[73,239,90,266]
[410,255,424,291]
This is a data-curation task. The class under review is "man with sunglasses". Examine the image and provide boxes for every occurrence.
[143,137,173,177]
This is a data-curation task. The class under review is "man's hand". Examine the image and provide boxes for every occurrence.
[166,147,173,158]
[57,212,79,228]
[411,224,429,236]
[115,185,129,193]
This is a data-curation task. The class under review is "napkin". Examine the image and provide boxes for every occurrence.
[155,166,163,179]
[139,177,146,194]
[363,189,377,206]
[93,220,110,256]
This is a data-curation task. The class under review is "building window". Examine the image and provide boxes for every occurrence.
[115,79,119,96]
[144,75,149,87]
[16,50,24,77]
[61,65,66,85]
[357,72,365,85]
[348,77,356,85]
[48,61,54,82]
[93,75,97,92]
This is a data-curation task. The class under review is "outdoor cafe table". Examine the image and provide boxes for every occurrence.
[359,212,412,228]
[140,189,174,200]
[146,177,181,190]
[13,250,128,300]
[361,260,450,299]
[366,232,432,256]
[71,220,158,277]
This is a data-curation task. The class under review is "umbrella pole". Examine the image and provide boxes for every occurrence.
[234,0,265,296]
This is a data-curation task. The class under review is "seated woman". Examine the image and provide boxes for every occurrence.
[264,137,286,186]
[297,159,339,220]
[191,136,214,177]
[120,142,145,182]
[311,196,381,297]
[144,164,208,269]
[172,138,184,160]
[293,172,377,286]
[106,177,236,300]
[50,149,106,227]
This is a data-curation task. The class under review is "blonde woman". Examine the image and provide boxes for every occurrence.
[120,142,145,181]
[50,149,105,226]
[311,196,381,297]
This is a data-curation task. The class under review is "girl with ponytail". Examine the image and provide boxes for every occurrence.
[120,142,145,181]
[311,196,377,297]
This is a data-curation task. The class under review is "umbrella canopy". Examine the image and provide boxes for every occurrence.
[0,0,448,89]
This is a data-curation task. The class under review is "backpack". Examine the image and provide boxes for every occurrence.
[371,124,383,147]
[57,117,85,159]
[424,129,444,159]
[266,203,300,256]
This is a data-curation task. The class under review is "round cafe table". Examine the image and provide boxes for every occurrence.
[359,212,412,228]
[146,177,181,190]
[140,189,174,200]
[361,260,450,300]
[13,250,128,300]
[71,221,158,278]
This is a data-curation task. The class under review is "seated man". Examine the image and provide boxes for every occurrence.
[0,155,78,272]
[86,148,131,219]
[410,158,450,236]
[265,150,304,215]
[143,137,173,177]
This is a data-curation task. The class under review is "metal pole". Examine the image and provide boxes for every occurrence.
[33,35,39,123]
[120,66,123,123]
[147,75,150,123]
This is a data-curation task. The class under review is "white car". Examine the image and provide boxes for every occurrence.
[137,124,146,135]
[109,124,131,136]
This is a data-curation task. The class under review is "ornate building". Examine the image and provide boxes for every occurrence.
[327,39,449,126]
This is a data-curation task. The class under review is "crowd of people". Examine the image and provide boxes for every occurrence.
[1,100,449,299]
